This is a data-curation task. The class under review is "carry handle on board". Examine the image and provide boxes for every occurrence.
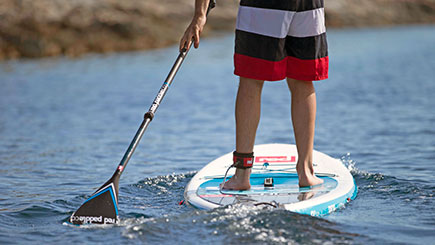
[68,0,216,226]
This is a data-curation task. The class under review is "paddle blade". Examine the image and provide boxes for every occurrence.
[69,178,119,225]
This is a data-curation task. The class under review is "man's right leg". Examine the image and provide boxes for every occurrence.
[221,76,264,190]
[287,78,324,187]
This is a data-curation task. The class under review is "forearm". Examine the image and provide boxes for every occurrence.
[193,0,210,20]
[180,0,210,50]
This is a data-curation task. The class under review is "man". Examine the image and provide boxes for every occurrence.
[180,0,328,189]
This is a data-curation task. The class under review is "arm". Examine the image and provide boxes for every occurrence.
[179,0,210,52]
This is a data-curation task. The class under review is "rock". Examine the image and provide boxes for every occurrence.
[0,0,434,59]
[325,0,435,27]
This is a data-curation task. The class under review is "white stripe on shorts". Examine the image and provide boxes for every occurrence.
[236,6,326,39]
[236,6,294,39]
[288,8,326,38]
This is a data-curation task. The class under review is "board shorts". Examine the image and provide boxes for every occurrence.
[234,0,329,81]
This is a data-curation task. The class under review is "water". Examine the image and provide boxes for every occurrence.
[1,25,434,244]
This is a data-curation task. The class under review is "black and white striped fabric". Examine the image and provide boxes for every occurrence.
[234,0,329,81]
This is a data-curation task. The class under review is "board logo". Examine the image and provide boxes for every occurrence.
[255,156,296,163]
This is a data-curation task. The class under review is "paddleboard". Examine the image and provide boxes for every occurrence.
[184,144,357,216]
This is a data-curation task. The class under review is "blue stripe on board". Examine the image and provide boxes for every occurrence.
[199,174,337,195]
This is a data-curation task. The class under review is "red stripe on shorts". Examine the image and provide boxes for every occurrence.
[234,53,287,81]
[235,53,328,81]
[287,56,329,81]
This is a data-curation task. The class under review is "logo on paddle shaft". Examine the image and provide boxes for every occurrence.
[255,156,296,163]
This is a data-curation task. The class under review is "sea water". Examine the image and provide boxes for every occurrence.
[0,25,434,244]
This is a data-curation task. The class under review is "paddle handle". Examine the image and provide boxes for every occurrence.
[115,0,216,176]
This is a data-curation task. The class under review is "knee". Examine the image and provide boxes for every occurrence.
[239,76,264,91]
[287,78,314,94]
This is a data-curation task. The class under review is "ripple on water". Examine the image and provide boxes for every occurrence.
[121,204,365,244]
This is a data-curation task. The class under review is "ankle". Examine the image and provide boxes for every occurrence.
[234,168,251,179]
[296,161,314,175]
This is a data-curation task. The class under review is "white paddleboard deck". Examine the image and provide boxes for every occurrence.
[184,144,357,216]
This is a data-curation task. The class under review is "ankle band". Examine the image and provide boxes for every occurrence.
[232,151,254,169]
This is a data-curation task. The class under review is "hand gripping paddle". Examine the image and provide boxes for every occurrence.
[69,0,216,225]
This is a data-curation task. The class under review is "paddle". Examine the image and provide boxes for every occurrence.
[69,0,216,225]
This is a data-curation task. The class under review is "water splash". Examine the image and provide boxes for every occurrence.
[340,152,357,174]
[340,153,385,183]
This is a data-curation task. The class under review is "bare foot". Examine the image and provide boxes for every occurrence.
[298,172,324,187]
[297,163,324,187]
[220,169,251,190]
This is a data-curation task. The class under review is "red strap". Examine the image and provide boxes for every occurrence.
[233,152,254,169]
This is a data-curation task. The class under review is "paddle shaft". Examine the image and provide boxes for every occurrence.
[116,52,186,175]
[114,0,216,177]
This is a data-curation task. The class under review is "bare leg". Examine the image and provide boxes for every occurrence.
[221,77,264,190]
[287,78,324,187]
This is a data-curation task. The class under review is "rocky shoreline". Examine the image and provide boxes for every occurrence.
[0,0,434,59]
